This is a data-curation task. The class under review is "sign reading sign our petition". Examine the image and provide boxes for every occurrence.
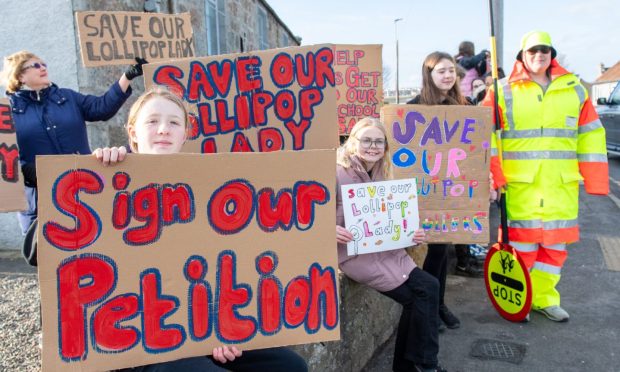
[341,179,419,256]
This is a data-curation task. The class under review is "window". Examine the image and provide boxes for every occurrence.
[280,31,289,48]
[610,84,620,105]
[206,0,226,55]
[258,7,269,50]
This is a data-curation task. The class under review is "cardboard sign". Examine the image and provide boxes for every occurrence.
[0,98,26,212]
[484,242,532,322]
[382,105,493,244]
[334,45,383,135]
[341,179,419,255]
[37,150,339,371]
[76,11,195,67]
[143,44,338,153]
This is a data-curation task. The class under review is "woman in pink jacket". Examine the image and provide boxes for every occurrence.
[336,117,445,372]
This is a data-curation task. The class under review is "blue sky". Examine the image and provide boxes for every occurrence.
[267,0,619,88]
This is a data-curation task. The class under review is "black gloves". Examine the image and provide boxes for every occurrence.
[21,163,37,188]
[125,57,148,81]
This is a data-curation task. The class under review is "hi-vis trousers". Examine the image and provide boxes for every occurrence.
[511,242,568,309]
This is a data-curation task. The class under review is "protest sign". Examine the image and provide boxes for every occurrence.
[341,179,419,255]
[76,11,195,67]
[333,45,383,135]
[0,98,26,212]
[143,44,338,153]
[37,150,339,371]
[382,105,493,244]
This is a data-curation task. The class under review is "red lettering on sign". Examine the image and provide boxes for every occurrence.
[271,53,294,87]
[256,252,282,334]
[258,128,284,152]
[44,169,103,251]
[207,60,233,96]
[216,251,257,342]
[0,143,19,182]
[57,254,116,360]
[307,264,338,332]
[236,56,262,92]
[208,180,255,234]
[92,294,140,352]
[251,92,274,127]
[0,104,14,132]
[141,269,185,352]
[230,132,255,152]
[257,188,293,231]
[284,277,310,327]
[295,181,329,230]
[187,61,215,102]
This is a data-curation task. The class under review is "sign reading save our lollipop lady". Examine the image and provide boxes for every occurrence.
[341,179,419,255]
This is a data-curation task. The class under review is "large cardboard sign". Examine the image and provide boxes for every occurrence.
[143,44,338,153]
[334,45,383,135]
[382,105,493,244]
[341,179,419,255]
[0,98,26,212]
[37,150,339,371]
[76,11,195,67]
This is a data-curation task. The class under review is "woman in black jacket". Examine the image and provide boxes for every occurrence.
[406,51,482,331]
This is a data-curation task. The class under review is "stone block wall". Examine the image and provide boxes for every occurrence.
[291,274,401,371]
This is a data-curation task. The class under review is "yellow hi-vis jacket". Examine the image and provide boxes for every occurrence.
[483,59,609,245]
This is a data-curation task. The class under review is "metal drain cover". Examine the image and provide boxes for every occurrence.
[469,338,526,364]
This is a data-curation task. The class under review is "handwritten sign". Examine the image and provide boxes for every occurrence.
[382,105,493,244]
[334,45,383,135]
[0,98,26,212]
[37,150,339,371]
[341,179,419,255]
[143,44,338,153]
[76,11,195,67]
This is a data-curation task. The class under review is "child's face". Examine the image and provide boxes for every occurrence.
[129,97,186,155]
[431,58,456,93]
[355,126,386,167]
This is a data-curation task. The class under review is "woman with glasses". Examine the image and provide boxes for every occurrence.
[1,50,144,234]
[482,31,608,322]
[336,117,446,372]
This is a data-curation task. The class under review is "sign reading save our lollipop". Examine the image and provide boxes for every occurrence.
[341,179,419,256]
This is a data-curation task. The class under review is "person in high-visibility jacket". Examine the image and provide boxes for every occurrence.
[482,31,609,322]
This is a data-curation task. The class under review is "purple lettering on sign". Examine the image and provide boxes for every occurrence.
[460,118,476,144]
[420,116,443,146]
[393,111,424,145]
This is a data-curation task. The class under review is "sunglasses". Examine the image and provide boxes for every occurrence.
[22,62,47,71]
[527,45,551,54]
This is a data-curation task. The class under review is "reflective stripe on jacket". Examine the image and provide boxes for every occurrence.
[483,59,609,245]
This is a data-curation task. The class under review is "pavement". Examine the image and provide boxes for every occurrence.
[364,156,620,372]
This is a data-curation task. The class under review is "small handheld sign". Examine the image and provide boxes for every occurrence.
[484,242,532,322]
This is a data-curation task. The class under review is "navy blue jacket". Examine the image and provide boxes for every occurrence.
[9,82,131,164]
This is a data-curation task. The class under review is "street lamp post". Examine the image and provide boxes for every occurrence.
[394,18,403,104]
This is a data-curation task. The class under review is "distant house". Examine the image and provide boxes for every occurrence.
[593,61,620,105]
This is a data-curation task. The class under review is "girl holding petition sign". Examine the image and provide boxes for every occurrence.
[94,88,307,372]
[1,50,145,235]
[336,118,445,372]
